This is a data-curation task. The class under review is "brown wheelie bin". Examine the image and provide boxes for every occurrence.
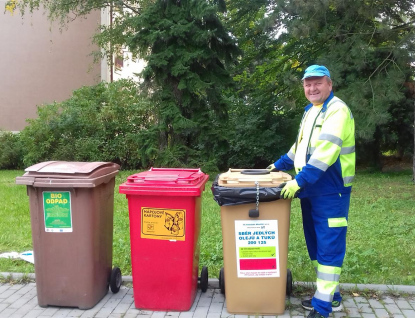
[16,161,121,309]
[212,169,294,315]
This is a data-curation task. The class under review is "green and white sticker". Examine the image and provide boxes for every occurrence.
[239,246,277,259]
[43,191,72,232]
[235,220,280,278]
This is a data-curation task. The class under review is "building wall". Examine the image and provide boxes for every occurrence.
[0,4,102,132]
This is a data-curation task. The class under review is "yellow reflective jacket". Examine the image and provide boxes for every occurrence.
[274,92,355,197]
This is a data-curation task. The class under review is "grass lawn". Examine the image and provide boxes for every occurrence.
[0,168,414,286]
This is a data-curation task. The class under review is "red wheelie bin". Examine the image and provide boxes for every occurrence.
[119,168,209,311]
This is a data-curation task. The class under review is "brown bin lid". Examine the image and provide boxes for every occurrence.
[218,168,292,187]
[16,161,120,188]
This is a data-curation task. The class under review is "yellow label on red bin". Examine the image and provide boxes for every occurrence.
[141,207,186,241]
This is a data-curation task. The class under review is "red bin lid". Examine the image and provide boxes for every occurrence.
[119,167,209,196]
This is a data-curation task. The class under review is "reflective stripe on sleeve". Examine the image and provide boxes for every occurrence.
[340,146,355,155]
[308,158,329,171]
[343,176,354,185]
[319,133,343,147]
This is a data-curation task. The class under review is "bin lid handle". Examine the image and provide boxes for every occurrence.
[240,169,270,175]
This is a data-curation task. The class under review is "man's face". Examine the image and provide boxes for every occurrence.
[303,76,332,104]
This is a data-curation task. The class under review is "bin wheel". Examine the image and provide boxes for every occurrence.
[200,266,208,292]
[286,268,293,296]
[219,267,225,295]
[110,267,122,294]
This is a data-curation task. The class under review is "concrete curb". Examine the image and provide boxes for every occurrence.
[2,272,415,294]
[295,281,415,294]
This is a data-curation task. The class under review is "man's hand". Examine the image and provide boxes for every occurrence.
[266,163,278,172]
[281,179,300,199]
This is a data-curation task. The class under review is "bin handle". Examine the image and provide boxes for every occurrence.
[240,169,270,175]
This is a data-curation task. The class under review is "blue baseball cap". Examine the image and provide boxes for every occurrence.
[302,65,331,79]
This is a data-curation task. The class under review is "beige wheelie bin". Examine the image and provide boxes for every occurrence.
[16,161,121,309]
[212,169,294,315]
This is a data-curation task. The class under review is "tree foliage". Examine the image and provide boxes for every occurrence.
[124,0,240,169]
[225,0,415,165]
[7,0,415,170]
[10,0,240,170]
[282,0,415,164]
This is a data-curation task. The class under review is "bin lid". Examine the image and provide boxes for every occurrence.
[16,161,120,188]
[119,167,209,196]
[217,168,292,187]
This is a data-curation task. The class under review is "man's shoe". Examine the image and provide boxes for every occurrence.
[307,309,327,318]
[301,299,343,312]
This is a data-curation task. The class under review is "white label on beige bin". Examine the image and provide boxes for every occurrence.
[235,220,279,278]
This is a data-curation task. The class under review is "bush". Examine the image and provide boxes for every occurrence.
[0,131,24,169]
[20,79,154,169]
[15,79,301,171]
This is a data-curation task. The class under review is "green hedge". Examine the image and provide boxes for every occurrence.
[0,131,24,169]
[18,79,153,169]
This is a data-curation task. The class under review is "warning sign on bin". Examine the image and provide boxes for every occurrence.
[235,220,280,278]
[43,191,72,232]
[141,207,186,241]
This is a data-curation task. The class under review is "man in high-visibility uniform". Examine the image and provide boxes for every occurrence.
[267,65,355,318]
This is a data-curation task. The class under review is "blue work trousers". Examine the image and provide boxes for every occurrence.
[301,193,350,317]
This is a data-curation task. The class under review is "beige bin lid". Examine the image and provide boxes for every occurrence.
[16,161,120,188]
[218,168,292,187]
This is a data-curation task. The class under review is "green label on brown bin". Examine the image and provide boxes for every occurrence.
[43,191,72,232]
